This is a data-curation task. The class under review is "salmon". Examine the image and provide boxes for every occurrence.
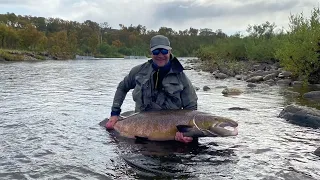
[99,110,238,141]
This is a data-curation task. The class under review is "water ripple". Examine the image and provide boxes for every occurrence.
[1,59,319,180]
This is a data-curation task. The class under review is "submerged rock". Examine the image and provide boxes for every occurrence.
[278,105,320,128]
[247,83,257,88]
[215,86,228,89]
[228,107,250,111]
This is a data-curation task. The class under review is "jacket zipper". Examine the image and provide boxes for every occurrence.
[155,69,159,89]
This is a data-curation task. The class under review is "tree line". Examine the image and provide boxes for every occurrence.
[0,7,319,83]
[0,12,227,58]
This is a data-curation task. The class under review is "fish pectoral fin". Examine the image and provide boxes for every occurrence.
[183,129,206,138]
[176,125,193,132]
[177,125,207,138]
[134,136,149,141]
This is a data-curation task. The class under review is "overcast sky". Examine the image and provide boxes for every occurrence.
[0,0,318,35]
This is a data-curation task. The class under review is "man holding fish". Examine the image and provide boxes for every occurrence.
[106,35,198,143]
[104,35,238,143]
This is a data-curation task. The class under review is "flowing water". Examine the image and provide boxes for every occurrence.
[0,58,319,180]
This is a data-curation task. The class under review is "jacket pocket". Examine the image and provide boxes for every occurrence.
[133,76,150,105]
[163,77,183,95]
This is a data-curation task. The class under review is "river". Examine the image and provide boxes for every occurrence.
[0,58,319,180]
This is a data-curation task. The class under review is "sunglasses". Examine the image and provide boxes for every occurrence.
[152,48,169,55]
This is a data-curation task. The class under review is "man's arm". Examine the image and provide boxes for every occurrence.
[107,65,141,129]
[111,66,140,116]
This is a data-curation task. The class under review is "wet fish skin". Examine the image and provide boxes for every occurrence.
[100,110,238,141]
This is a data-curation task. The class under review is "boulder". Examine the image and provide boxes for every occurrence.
[278,71,292,78]
[246,76,263,83]
[215,73,228,79]
[278,105,320,128]
[246,69,280,80]
[277,79,292,86]
[303,91,320,101]
[222,88,243,95]
[219,67,235,77]
[291,81,304,88]
[235,75,243,80]
[203,86,211,91]
[314,147,320,157]
[265,79,276,86]
[212,70,219,75]
[247,83,257,88]
[184,66,193,70]
[263,73,278,81]
[311,84,320,89]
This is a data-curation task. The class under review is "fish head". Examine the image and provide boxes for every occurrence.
[192,114,238,137]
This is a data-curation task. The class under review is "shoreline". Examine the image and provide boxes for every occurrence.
[0,49,140,61]
[185,58,320,91]
[184,57,320,111]
[0,49,74,61]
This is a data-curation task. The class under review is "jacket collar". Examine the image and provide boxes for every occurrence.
[149,54,183,74]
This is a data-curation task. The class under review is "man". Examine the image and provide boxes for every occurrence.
[106,35,198,143]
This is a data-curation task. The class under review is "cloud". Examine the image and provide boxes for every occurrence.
[153,0,314,22]
[0,0,61,7]
[150,0,318,34]
[0,0,318,34]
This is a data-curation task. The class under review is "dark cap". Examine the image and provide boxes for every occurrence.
[150,35,172,51]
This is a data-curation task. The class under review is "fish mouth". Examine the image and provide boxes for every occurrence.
[209,120,238,137]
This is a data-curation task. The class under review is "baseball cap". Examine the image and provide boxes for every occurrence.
[150,35,172,51]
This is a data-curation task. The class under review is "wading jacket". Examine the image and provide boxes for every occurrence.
[111,56,198,115]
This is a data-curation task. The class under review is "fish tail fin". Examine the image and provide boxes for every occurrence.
[99,118,109,127]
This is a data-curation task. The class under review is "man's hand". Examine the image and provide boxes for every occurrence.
[175,132,193,143]
[106,116,118,129]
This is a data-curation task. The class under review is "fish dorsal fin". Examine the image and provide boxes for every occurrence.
[176,125,193,132]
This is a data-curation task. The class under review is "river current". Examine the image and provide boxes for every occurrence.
[0,58,319,180]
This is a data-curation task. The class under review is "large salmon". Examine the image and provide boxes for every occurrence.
[99,110,238,141]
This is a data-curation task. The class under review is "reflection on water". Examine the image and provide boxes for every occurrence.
[1,59,319,180]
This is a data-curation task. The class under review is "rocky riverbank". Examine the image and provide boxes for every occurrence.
[185,58,320,102]
[185,58,320,157]
[0,49,73,61]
